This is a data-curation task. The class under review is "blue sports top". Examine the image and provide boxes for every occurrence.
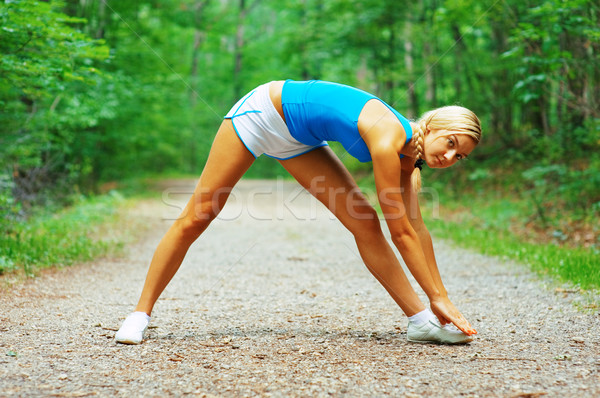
[281,80,413,162]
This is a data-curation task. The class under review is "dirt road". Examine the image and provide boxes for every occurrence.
[1,179,599,397]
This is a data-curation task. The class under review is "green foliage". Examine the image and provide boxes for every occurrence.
[0,192,126,275]
[426,215,600,290]
[418,152,598,290]
[0,174,21,235]
[502,0,600,160]
[2,1,597,175]
[0,0,109,212]
[1,0,598,264]
[522,162,600,221]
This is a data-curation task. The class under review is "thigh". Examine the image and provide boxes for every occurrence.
[184,119,255,219]
[278,146,378,231]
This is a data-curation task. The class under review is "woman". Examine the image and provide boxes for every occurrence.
[116,80,481,345]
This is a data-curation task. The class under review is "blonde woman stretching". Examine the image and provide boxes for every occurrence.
[116,80,481,345]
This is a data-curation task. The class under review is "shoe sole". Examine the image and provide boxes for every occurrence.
[407,336,473,345]
[407,321,474,345]
[115,338,142,345]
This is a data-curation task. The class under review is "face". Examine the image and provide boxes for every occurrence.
[423,130,478,169]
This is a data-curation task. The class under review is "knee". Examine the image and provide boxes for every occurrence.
[345,206,383,237]
[180,212,213,237]
[177,196,223,238]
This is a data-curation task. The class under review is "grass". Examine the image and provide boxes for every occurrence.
[0,169,278,281]
[0,191,137,278]
[419,180,600,291]
[2,164,597,295]
[356,168,599,292]
[424,215,600,290]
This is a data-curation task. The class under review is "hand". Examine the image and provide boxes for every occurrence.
[430,296,477,336]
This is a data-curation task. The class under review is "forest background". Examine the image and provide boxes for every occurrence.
[1,0,598,287]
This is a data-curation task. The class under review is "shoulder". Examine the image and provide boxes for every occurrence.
[358,99,408,156]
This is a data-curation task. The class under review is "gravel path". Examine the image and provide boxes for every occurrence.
[1,179,599,397]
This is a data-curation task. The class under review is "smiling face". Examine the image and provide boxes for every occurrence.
[423,130,478,169]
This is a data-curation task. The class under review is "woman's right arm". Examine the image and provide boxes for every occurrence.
[358,100,475,334]
[370,150,441,297]
[371,149,475,335]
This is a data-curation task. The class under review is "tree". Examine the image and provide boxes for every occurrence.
[0,0,108,210]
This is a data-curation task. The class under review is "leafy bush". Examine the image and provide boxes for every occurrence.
[522,161,600,223]
[0,192,126,276]
[0,0,109,211]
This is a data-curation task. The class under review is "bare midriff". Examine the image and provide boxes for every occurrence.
[269,80,286,123]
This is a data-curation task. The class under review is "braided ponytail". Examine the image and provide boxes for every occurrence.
[410,120,427,193]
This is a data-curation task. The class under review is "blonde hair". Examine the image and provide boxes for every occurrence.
[411,106,482,193]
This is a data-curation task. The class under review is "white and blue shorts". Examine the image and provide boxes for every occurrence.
[224,82,327,160]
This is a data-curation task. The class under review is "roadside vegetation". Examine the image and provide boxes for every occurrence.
[411,160,597,291]
[1,1,598,291]
[423,194,599,291]
[0,191,138,279]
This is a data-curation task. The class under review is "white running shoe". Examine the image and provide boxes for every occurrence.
[407,320,473,344]
[115,312,150,345]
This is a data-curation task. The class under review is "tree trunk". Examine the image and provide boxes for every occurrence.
[95,0,106,39]
[489,20,513,145]
[379,1,399,103]
[424,41,436,108]
[403,20,418,119]
[451,23,463,100]
[421,0,438,109]
[564,30,587,126]
[297,0,310,80]
[189,1,211,172]
[189,1,210,107]
[385,16,396,102]
[233,0,247,101]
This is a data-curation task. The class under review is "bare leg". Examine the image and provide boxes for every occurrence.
[278,147,425,316]
[134,120,255,315]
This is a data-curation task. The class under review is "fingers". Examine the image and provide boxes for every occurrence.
[432,310,450,326]
[452,317,477,336]
[430,299,477,336]
[460,316,477,335]
[437,312,476,335]
[449,312,475,335]
[453,321,477,336]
